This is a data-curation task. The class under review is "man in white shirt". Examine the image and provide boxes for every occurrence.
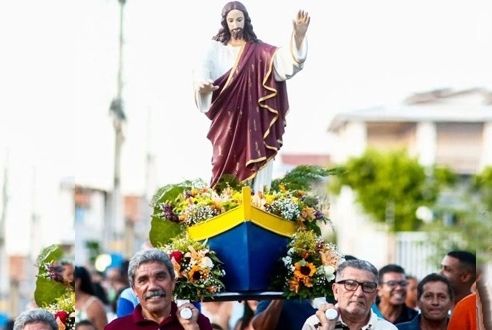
[303,259,397,330]
[194,1,310,192]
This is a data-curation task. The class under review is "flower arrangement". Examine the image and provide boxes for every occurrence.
[278,230,343,299]
[151,180,328,235]
[155,180,242,227]
[148,166,338,297]
[35,245,75,330]
[252,186,329,234]
[44,290,76,330]
[161,235,225,301]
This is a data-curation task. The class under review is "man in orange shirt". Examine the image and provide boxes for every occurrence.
[447,292,476,330]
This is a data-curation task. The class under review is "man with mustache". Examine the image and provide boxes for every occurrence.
[302,259,397,329]
[105,249,212,330]
[396,273,453,330]
[194,1,310,192]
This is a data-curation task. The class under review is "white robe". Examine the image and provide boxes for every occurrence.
[194,35,308,192]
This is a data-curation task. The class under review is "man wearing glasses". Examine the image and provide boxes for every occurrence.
[302,259,397,330]
[376,264,418,324]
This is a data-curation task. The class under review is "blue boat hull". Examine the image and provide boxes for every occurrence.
[206,221,289,292]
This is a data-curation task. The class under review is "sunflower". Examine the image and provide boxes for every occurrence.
[289,261,316,292]
[293,260,317,287]
[187,265,203,283]
[187,265,210,283]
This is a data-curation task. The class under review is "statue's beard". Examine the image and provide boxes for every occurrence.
[231,28,244,40]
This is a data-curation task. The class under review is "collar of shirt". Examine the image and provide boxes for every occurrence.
[132,302,178,326]
[338,309,380,330]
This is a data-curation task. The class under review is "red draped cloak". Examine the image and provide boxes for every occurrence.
[205,42,289,188]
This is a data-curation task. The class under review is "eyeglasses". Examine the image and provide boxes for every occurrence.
[336,279,378,293]
[381,280,408,288]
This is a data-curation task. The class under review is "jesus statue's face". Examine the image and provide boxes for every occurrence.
[226,9,245,40]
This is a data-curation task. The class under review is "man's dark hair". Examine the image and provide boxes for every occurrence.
[447,250,476,274]
[417,273,454,301]
[378,264,406,283]
[213,1,258,45]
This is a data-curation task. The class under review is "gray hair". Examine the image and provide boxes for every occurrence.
[14,309,58,330]
[128,248,174,287]
[336,259,378,282]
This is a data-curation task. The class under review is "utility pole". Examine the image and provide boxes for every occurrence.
[108,0,127,254]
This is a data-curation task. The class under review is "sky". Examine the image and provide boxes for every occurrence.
[0,0,491,254]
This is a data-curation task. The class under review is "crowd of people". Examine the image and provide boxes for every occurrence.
[4,244,487,330]
[12,248,487,330]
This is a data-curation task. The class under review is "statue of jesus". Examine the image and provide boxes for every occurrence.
[194,1,310,192]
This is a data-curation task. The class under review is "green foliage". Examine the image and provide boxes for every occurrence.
[214,174,245,194]
[34,277,68,308]
[472,166,492,208]
[149,216,182,247]
[425,202,491,264]
[271,165,341,191]
[36,244,63,266]
[148,181,197,246]
[150,181,195,212]
[34,245,69,308]
[329,149,455,231]
[425,166,492,263]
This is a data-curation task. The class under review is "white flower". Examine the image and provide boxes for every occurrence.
[282,256,292,266]
[200,256,214,269]
[322,265,336,282]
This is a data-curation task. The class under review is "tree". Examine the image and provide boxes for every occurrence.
[330,149,455,231]
[425,166,492,263]
[473,166,492,208]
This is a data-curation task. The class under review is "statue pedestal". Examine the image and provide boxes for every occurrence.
[187,187,296,292]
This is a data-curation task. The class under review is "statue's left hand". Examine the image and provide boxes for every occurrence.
[293,10,310,48]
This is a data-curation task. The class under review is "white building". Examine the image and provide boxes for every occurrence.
[327,88,492,275]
